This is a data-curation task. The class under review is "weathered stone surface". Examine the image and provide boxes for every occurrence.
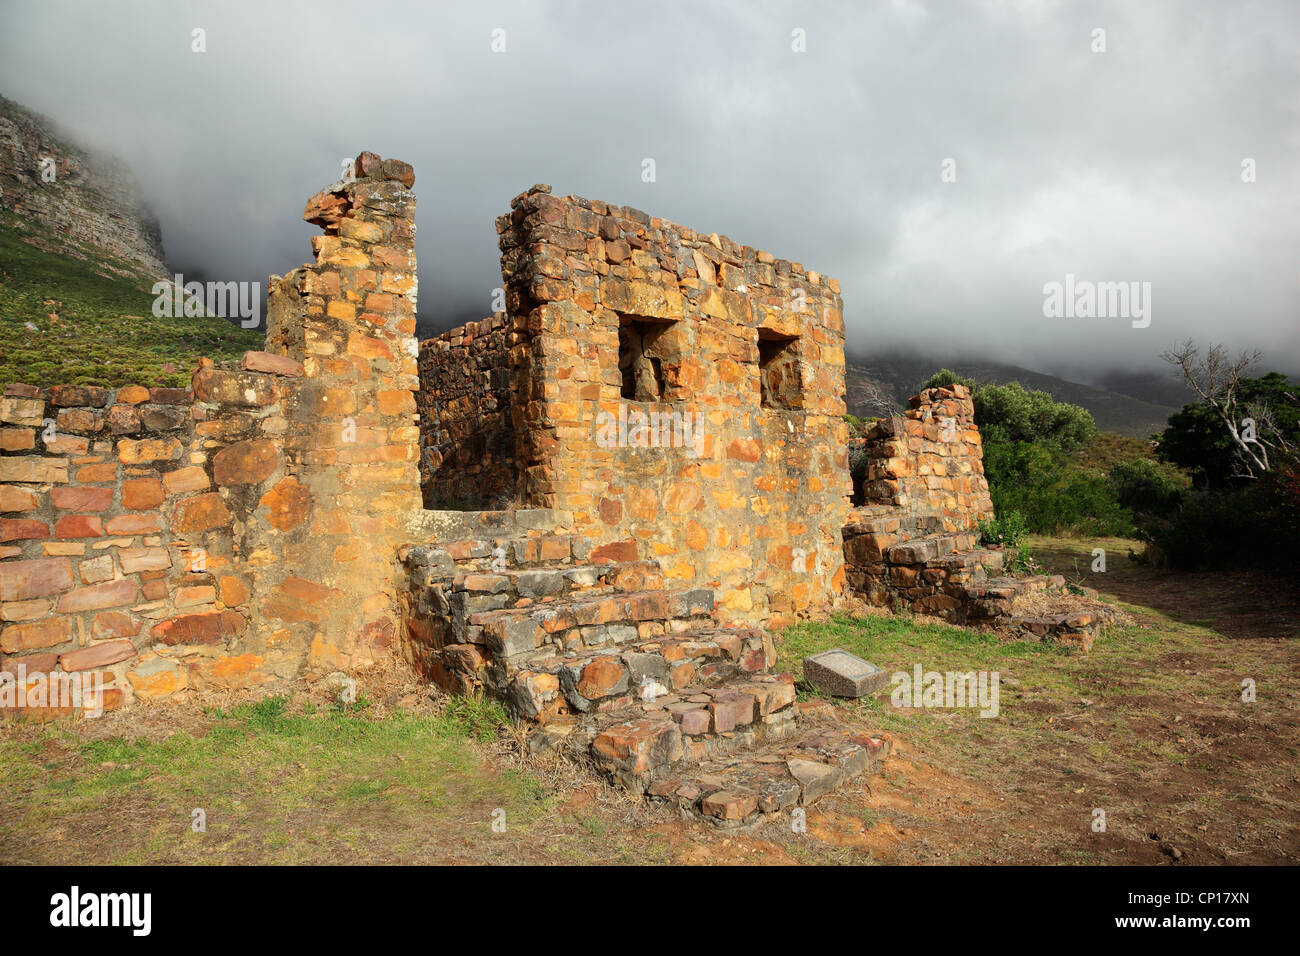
[60,639,137,671]
[192,368,277,407]
[212,439,279,486]
[118,547,170,573]
[0,396,44,426]
[0,485,40,512]
[117,438,182,464]
[0,558,73,601]
[48,385,110,408]
[57,578,137,613]
[0,428,34,451]
[592,717,683,776]
[802,648,889,698]
[173,493,232,532]
[1,617,71,653]
[121,477,165,510]
[241,351,304,377]
[162,466,209,494]
[0,456,68,483]
[127,657,187,699]
[259,476,311,531]
[151,609,245,645]
[787,757,840,803]
[49,486,113,511]
[92,610,139,639]
[1,518,48,541]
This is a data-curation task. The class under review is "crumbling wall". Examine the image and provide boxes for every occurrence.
[416,312,519,509]
[493,185,851,627]
[2,152,426,718]
[841,384,996,611]
[853,383,993,529]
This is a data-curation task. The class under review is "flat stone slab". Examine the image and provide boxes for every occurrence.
[802,648,889,698]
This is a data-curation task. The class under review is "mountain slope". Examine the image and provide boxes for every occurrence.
[845,355,1181,438]
[0,94,167,278]
[0,212,260,388]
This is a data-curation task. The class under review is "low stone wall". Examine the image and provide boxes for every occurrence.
[416,312,519,509]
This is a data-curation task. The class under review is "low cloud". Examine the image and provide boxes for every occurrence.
[2,0,1296,377]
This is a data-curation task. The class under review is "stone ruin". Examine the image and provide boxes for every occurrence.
[0,153,1104,824]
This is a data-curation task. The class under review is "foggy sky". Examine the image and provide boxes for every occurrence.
[2,0,1297,381]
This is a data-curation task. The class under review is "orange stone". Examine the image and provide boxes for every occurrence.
[121,477,164,509]
[173,493,232,533]
[212,439,279,486]
[0,617,71,653]
[259,476,311,531]
[53,514,103,538]
[151,608,245,645]
[218,575,250,607]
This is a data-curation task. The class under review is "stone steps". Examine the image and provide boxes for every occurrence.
[540,690,889,827]
[505,627,774,720]
[647,726,891,827]
[404,533,589,575]
[472,586,716,662]
[407,508,571,545]
[402,521,893,825]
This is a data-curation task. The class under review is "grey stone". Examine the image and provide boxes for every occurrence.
[786,758,841,804]
[624,651,670,684]
[802,648,889,698]
[669,588,714,618]
[488,618,539,658]
[515,568,567,598]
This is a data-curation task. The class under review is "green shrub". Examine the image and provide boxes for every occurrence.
[1108,458,1184,518]
[982,440,1136,536]
[1138,465,1300,571]
[977,510,1028,549]
[977,510,1037,574]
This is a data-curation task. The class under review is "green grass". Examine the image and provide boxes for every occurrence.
[0,694,555,864]
[777,608,1200,756]
[0,211,261,388]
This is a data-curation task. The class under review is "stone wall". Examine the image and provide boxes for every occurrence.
[2,382,208,713]
[841,384,996,612]
[416,312,519,509]
[490,185,851,627]
[853,383,992,530]
[2,152,427,718]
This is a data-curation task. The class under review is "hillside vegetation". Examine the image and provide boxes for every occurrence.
[0,213,260,389]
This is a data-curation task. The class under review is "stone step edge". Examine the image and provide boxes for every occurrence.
[469,587,717,656]
[400,532,589,570]
[649,728,892,827]
[421,560,664,595]
[503,627,774,719]
[405,508,575,544]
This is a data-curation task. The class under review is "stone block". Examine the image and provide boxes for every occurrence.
[802,648,889,698]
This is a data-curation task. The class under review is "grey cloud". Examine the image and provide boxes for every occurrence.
[1,0,1296,379]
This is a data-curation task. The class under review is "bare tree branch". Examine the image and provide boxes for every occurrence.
[1161,340,1271,477]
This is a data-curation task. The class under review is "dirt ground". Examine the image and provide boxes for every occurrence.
[2,536,1297,865]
